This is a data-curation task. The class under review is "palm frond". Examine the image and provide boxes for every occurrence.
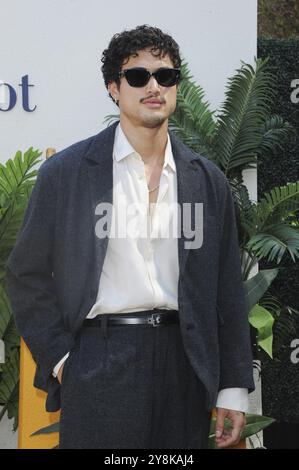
[0,150,42,274]
[259,292,283,320]
[102,114,120,127]
[212,57,277,175]
[0,148,42,196]
[0,347,19,431]
[169,61,217,157]
[246,223,299,264]
[0,283,11,339]
[229,177,254,246]
[258,115,295,156]
[2,315,20,355]
[254,182,299,230]
[259,293,299,359]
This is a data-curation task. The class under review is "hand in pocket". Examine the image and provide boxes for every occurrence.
[57,362,65,385]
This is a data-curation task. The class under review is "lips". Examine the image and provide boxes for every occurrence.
[143,99,163,104]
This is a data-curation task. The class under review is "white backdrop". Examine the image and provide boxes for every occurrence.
[0,0,257,448]
[0,0,257,163]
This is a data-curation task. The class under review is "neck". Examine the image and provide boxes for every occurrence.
[119,116,168,166]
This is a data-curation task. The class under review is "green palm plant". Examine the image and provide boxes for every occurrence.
[166,63,218,158]
[173,58,299,359]
[0,149,42,430]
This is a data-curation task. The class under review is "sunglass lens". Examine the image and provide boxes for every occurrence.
[125,69,149,87]
[156,69,179,86]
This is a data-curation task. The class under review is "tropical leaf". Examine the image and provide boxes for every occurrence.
[0,149,42,271]
[0,148,42,195]
[254,182,299,230]
[0,282,11,339]
[251,293,299,360]
[31,421,60,436]
[103,113,120,127]
[259,292,283,320]
[244,268,279,312]
[169,61,217,157]
[212,57,277,175]
[258,115,295,156]
[3,316,20,355]
[6,382,19,431]
[208,413,275,448]
[230,178,254,247]
[0,347,19,431]
[246,223,299,264]
[249,304,275,358]
[0,201,31,274]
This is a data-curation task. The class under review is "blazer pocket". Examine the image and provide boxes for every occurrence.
[216,305,225,326]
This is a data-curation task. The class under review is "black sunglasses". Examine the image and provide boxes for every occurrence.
[118,67,181,87]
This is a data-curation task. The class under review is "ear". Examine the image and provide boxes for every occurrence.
[108,81,120,101]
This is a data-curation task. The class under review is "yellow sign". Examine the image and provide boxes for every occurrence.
[18,338,60,449]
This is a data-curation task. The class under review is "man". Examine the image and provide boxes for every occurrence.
[6,25,254,449]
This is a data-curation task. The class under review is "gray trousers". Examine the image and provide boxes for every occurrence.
[59,312,212,449]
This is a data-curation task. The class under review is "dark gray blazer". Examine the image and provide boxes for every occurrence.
[6,120,255,412]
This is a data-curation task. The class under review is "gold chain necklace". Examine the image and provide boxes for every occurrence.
[148,184,160,193]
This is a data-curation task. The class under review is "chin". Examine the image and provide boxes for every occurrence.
[140,114,168,129]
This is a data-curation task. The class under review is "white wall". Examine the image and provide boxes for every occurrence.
[0,0,257,162]
[0,0,257,448]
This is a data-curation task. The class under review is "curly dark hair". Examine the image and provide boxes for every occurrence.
[101,24,182,105]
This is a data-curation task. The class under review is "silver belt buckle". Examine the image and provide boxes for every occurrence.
[148,313,162,327]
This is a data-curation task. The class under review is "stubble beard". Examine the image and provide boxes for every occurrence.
[139,111,168,129]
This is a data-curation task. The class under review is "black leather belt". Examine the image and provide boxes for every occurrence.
[82,309,179,328]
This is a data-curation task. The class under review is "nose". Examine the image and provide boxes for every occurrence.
[145,74,160,93]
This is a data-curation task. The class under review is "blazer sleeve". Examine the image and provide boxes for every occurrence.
[216,177,255,393]
[5,159,75,386]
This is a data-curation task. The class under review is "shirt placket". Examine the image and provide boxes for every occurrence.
[147,168,170,307]
[133,155,169,307]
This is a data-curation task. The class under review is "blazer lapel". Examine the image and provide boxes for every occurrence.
[84,121,118,283]
[169,132,204,277]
